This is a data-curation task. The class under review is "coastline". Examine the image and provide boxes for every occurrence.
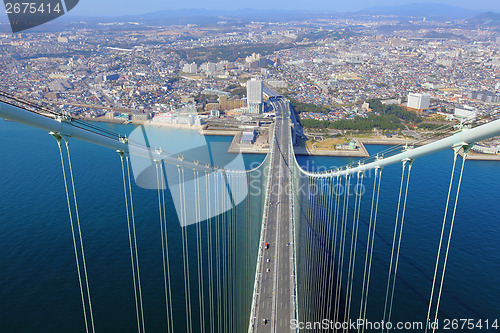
[75,117,500,161]
[293,138,369,157]
[76,116,207,131]
[358,137,420,145]
[141,120,206,131]
[200,129,240,136]
[459,149,500,161]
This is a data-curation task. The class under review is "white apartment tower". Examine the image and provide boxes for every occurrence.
[182,62,197,74]
[247,78,263,113]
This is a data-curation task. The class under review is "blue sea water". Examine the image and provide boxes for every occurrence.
[0,120,499,332]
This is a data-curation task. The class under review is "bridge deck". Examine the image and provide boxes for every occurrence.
[254,99,295,332]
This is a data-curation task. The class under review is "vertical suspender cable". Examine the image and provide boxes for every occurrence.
[155,161,166,328]
[224,173,229,333]
[334,174,347,326]
[382,161,407,330]
[64,139,96,333]
[323,176,334,321]
[326,175,341,320]
[228,172,233,332]
[194,170,206,333]
[121,153,141,333]
[215,171,222,331]
[310,177,324,321]
[310,175,319,324]
[234,172,240,331]
[319,176,333,323]
[232,173,238,331]
[334,174,351,325]
[160,162,175,331]
[359,167,379,323]
[343,173,361,331]
[320,176,335,322]
[154,161,172,333]
[331,174,343,321]
[54,135,92,333]
[386,161,413,330]
[300,174,310,322]
[312,176,322,324]
[228,173,233,332]
[319,176,328,321]
[424,151,458,333]
[222,173,228,333]
[432,151,468,332]
[229,172,235,332]
[155,161,170,332]
[178,166,193,333]
[314,176,324,324]
[243,171,249,331]
[125,155,146,333]
[205,171,215,333]
[235,173,240,331]
[345,171,364,329]
[304,175,314,321]
[229,173,234,332]
[360,168,383,333]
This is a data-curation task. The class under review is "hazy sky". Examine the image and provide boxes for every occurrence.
[70,0,500,17]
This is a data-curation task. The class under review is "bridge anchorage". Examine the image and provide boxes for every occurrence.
[1,90,500,333]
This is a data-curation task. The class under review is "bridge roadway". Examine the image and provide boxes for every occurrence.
[254,98,295,332]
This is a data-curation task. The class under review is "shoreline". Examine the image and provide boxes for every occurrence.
[74,118,500,161]
[200,129,240,136]
[77,116,207,131]
[459,150,500,161]
[293,138,368,157]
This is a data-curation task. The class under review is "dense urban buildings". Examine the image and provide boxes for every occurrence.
[0,8,499,137]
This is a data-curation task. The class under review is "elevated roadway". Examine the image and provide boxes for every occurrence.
[253,98,296,332]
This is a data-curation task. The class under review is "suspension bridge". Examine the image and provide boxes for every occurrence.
[1,89,500,332]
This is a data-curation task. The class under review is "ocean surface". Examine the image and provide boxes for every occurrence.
[0,120,499,332]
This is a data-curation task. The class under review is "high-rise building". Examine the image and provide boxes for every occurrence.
[407,93,430,110]
[206,62,217,73]
[247,78,263,113]
[182,62,197,74]
[247,79,262,103]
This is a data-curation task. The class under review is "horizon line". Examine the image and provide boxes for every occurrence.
[63,3,499,19]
